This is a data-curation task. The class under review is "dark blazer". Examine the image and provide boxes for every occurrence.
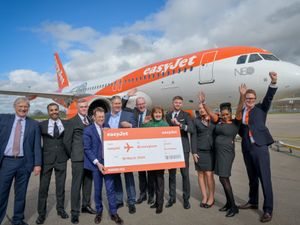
[105,110,137,128]
[166,110,193,152]
[83,123,103,172]
[64,114,90,162]
[0,114,42,172]
[239,86,278,147]
[191,119,215,153]
[39,119,69,165]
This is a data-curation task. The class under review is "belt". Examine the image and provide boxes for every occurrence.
[4,155,24,159]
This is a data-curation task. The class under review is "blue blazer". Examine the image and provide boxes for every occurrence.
[105,110,136,128]
[239,86,278,147]
[0,114,42,172]
[83,123,104,171]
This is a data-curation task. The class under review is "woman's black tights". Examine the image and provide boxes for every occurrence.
[219,176,237,209]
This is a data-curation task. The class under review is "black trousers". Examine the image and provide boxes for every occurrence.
[71,161,93,215]
[149,170,164,207]
[138,171,155,198]
[37,161,67,216]
[168,152,190,201]
[242,139,273,214]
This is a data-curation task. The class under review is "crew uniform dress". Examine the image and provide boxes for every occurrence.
[191,118,215,171]
[214,119,241,177]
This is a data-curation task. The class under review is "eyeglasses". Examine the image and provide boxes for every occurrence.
[246,97,256,101]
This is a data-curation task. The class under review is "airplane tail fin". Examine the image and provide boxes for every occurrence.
[54,53,70,91]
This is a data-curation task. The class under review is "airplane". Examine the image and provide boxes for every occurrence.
[0,46,300,118]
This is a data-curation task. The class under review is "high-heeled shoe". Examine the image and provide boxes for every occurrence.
[200,202,206,208]
[219,204,230,212]
[204,200,215,208]
[226,207,239,217]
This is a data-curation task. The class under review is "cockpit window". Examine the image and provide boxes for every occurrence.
[237,55,247,64]
[260,54,280,61]
[248,54,262,63]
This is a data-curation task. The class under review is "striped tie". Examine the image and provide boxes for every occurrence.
[12,119,22,156]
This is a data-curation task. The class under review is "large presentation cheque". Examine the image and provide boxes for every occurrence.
[103,127,185,174]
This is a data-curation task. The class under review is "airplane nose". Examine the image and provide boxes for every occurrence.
[278,62,300,98]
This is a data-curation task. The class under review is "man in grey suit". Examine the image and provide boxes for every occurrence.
[36,103,69,224]
[165,96,193,209]
[64,99,96,224]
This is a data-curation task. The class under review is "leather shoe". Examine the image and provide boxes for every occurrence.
[156,206,163,214]
[238,202,258,210]
[165,200,176,208]
[111,214,124,225]
[219,204,230,212]
[116,203,124,209]
[183,200,191,209]
[128,204,136,214]
[94,213,102,224]
[147,196,154,205]
[81,205,96,214]
[226,207,239,217]
[57,210,69,219]
[14,222,28,225]
[260,212,272,223]
[36,215,45,224]
[136,195,147,204]
[71,215,79,224]
[150,202,158,208]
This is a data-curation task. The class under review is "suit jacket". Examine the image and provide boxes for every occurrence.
[0,114,42,172]
[105,110,137,128]
[39,119,69,165]
[83,123,103,171]
[239,86,278,147]
[64,114,91,162]
[191,119,215,153]
[166,110,193,152]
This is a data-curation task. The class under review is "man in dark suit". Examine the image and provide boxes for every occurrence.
[165,96,193,209]
[83,107,123,225]
[36,103,69,224]
[238,72,278,223]
[105,95,137,214]
[64,99,96,224]
[122,91,155,205]
[0,97,41,225]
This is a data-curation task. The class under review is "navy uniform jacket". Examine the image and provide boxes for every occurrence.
[0,114,42,172]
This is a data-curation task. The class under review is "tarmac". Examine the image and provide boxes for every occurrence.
[2,113,300,225]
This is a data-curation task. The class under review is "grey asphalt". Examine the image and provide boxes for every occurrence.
[2,113,300,225]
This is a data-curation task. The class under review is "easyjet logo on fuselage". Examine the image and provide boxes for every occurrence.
[143,55,197,75]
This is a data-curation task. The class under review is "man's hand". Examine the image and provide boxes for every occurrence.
[97,162,105,174]
[120,121,132,128]
[171,118,181,126]
[239,83,247,96]
[198,91,206,104]
[193,154,199,163]
[33,166,41,176]
[269,71,277,83]
[127,88,137,97]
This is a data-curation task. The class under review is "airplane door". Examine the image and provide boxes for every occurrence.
[199,51,217,84]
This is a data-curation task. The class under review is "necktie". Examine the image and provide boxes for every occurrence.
[12,119,22,156]
[54,121,59,138]
[138,112,143,127]
[244,108,254,143]
[174,112,178,119]
[83,117,89,125]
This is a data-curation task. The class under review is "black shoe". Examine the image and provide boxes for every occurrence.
[260,212,272,223]
[238,202,258,210]
[128,205,136,214]
[147,196,155,205]
[136,195,147,204]
[111,214,124,225]
[14,221,28,225]
[156,206,163,214]
[219,204,230,212]
[165,200,176,208]
[81,205,96,214]
[116,203,124,209]
[94,213,102,224]
[204,200,215,208]
[71,215,79,224]
[57,210,69,219]
[183,200,191,209]
[36,215,45,224]
[150,202,158,208]
[226,207,239,217]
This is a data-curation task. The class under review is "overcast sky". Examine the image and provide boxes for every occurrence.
[1,0,300,113]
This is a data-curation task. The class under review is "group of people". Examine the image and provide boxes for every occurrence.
[0,71,278,225]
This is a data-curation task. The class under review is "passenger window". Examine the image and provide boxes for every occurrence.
[237,55,247,64]
[248,54,262,63]
[260,54,280,61]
